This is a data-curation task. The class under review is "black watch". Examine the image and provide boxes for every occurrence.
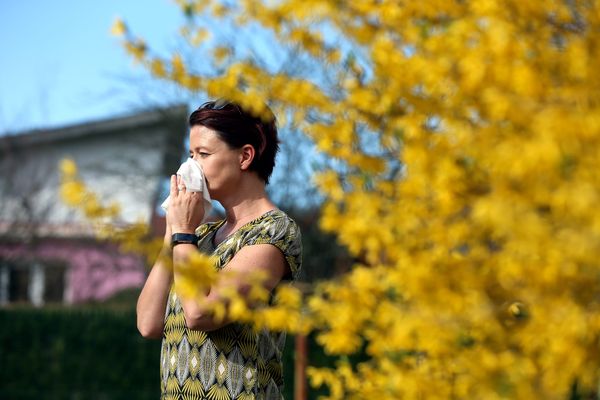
[171,233,199,248]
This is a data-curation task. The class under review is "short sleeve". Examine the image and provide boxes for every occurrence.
[244,213,302,281]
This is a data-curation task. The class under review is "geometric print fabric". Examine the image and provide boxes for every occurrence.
[160,209,302,400]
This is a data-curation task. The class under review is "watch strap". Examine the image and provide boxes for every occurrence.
[171,233,199,248]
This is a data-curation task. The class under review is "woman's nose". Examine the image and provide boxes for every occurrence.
[193,155,203,167]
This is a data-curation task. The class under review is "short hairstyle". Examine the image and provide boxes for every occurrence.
[189,100,280,184]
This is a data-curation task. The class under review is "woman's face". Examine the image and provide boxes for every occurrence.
[189,125,242,199]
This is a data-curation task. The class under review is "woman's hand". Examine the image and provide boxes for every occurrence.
[166,174,205,234]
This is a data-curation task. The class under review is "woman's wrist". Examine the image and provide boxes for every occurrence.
[170,227,196,235]
[164,223,172,245]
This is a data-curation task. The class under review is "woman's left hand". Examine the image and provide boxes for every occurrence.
[167,174,205,234]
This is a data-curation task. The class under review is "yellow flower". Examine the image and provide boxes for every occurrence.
[317,329,361,354]
[191,28,210,46]
[110,18,127,36]
[171,53,186,81]
[60,180,86,205]
[149,58,167,78]
[124,39,146,62]
[273,285,302,308]
[59,158,78,177]
[212,46,230,64]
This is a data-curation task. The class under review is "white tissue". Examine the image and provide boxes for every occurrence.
[161,158,212,218]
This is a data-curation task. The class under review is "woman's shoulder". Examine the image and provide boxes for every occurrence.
[247,209,302,279]
[249,209,301,236]
[241,209,302,255]
[258,208,296,224]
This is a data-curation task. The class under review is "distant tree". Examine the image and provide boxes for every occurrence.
[0,138,57,240]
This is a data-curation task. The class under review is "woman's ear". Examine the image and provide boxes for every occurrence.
[239,144,255,170]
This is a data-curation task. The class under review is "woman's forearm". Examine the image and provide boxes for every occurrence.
[136,246,173,339]
[172,243,224,330]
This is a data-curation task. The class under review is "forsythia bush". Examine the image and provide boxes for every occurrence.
[63,1,600,398]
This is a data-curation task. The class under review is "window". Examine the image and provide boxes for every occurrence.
[8,266,29,302]
[0,259,67,306]
[44,263,66,303]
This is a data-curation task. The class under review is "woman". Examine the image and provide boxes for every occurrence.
[136,100,302,400]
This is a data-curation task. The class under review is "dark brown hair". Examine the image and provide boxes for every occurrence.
[189,100,279,184]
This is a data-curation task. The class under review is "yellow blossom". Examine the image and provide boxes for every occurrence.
[59,158,78,177]
[149,58,167,78]
[212,46,230,64]
[191,28,210,46]
[110,18,127,36]
[60,180,86,205]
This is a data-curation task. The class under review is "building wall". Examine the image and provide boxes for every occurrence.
[0,239,145,305]
[0,105,188,305]
[0,106,188,231]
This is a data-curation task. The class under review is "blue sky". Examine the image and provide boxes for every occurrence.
[0,0,186,133]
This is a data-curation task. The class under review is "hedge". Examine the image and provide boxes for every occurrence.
[0,307,333,400]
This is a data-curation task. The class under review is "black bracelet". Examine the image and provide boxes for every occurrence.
[171,233,199,248]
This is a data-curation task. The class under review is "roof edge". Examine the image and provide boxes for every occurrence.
[0,104,189,147]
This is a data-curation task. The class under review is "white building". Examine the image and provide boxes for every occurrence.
[0,105,189,306]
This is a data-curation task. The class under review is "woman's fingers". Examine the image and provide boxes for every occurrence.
[170,174,178,196]
[177,175,186,193]
[171,174,189,198]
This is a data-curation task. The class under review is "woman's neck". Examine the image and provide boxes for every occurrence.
[225,198,274,224]
[219,176,276,228]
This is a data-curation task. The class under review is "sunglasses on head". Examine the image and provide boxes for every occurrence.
[200,99,242,114]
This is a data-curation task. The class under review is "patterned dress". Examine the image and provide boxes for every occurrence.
[160,209,302,400]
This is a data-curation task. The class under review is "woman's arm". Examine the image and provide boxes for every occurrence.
[136,226,173,339]
[166,174,287,331]
[173,242,287,331]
